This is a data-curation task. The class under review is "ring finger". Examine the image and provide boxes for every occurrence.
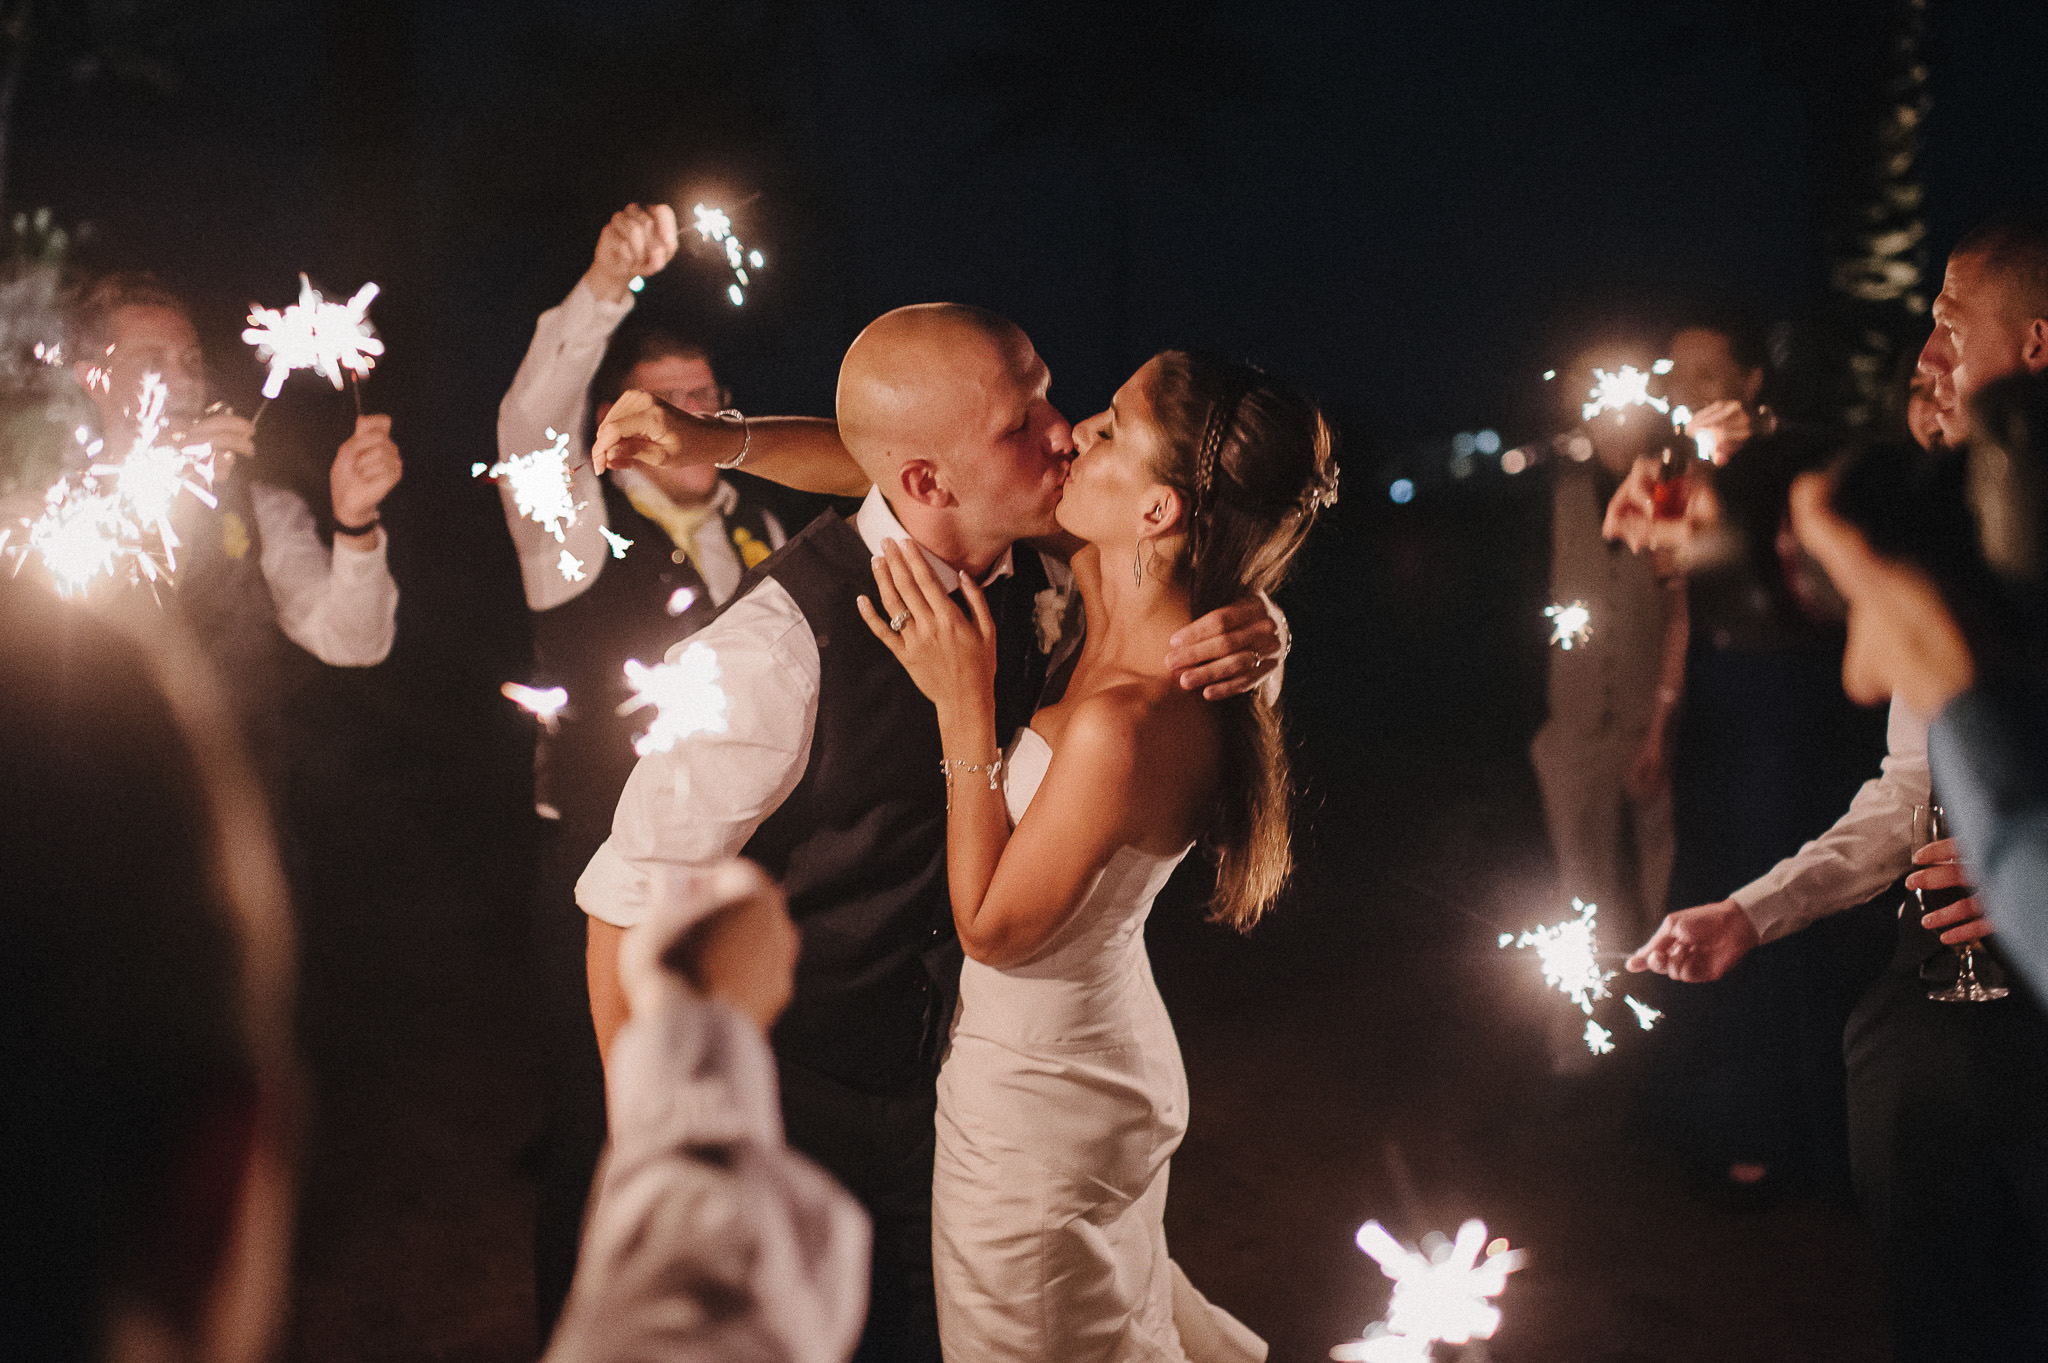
[881,541,937,628]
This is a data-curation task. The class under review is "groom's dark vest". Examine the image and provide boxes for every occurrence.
[733,509,1048,1097]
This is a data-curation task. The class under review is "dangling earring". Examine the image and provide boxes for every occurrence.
[1133,543,1144,587]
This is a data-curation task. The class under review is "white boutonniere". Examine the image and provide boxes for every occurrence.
[1033,586,1071,654]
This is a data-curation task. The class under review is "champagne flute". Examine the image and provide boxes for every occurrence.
[1914,803,2008,1004]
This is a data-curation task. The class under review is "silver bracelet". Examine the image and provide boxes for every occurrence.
[940,755,1004,810]
[712,408,750,469]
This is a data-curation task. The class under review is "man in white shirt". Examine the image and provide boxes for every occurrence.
[577,303,1283,1362]
[66,273,400,759]
[495,205,791,1336]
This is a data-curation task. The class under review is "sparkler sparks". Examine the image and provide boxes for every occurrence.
[1544,600,1592,650]
[1584,1019,1615,1054]
[1673,406,1719,465]
[558,549,586,583]
[600,525,633,559]
[1504,898,1615,1016]
[480,429,584,543]
[500,682,569,732]
[1625,995,1664,1031]
[242,274,383,399]
[619,643,729,756]
[691,202,764,306]
[15,374,219,596]
[1581,365,1670,423]
[1333,1219,1526,1361]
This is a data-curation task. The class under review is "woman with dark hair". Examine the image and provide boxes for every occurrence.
[860,351,1335,1362]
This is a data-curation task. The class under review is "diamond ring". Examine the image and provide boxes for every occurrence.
[888,611,910,632]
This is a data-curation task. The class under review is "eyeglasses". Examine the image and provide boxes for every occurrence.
[652,384,732,415]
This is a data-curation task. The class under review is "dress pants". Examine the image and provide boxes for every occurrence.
[1846,914,2048,1361]
[778,1057,943,1363]
[1530,720,1674,950]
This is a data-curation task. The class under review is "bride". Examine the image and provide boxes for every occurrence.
[859,350,1337,1362]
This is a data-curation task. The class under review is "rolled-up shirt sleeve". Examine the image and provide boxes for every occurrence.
[250,481,399,666]
[1730,695,1927,942]
[576,584,820,929]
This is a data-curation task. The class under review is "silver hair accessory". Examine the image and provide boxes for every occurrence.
[712,408,751,469]
[1302,465,1340,511]
[941,755,1005,810]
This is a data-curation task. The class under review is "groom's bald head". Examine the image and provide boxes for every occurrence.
[836,304,1036,482]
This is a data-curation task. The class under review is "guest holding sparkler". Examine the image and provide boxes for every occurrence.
[63,273,400,758]
[1629,210,2048,1362]
[492,204,793,1335]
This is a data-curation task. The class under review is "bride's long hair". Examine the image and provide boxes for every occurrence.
[1146,350,1338,931]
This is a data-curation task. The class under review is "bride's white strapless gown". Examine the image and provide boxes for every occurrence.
[931,727,1267,1362]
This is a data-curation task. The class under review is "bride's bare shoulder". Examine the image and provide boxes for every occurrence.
[1057,680,1217,769]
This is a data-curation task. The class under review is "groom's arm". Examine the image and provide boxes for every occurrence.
[576,594,822,1066]
[1164,593,1288,702]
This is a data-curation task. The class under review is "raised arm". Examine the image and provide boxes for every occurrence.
[594,390,872,499]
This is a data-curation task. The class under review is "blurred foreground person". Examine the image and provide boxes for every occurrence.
[0,585,299,1363]
[544,860,869,1363]
[495,204,787,1335]
[1631,210,2048,1361]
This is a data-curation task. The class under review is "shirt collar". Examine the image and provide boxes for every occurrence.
[854,487,1013,592]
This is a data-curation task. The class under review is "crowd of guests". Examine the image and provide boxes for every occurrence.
[7,199,2048,1363]
[1535,208,2048,1359]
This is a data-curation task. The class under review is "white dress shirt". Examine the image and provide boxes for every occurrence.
[496,279,774,612]
[578,489,1035,930]
[545,908,868,1363]
[1730,695,1928,942]
[248,481,398,666]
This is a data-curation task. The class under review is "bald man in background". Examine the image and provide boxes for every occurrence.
[576,304,1279,1360]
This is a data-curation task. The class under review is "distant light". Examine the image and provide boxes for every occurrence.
[666,586,698,616]
[1449,453,1475,479]
[1476,429,1501,455]
[1389,478,1415,504]
[1565,433,1594,462]
[1452,431,1477,457]
[628,275,645,293]
[1542,370,1557,381]
[1501,448,1529,475]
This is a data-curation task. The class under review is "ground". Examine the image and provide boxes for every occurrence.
[280,717,1887,1363]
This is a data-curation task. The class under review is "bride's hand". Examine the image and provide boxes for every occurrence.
[857,539,997,716]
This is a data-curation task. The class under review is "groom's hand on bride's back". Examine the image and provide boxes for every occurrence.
[1164,594,1287,700]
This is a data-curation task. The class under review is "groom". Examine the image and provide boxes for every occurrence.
[576,304,1279,1361]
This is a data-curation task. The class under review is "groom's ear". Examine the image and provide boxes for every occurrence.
[1138,486,1185,541]
[897,458,957,510]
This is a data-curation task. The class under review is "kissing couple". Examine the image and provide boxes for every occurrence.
[575,303,1337,1362]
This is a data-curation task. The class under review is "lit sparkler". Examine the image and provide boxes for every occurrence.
[1504,898,1615,1016]
[16,374,219,596]
[1332,1219,1526,1361]
[1544,600,1592,650]
[242,274,383,400]
[480,429,584,543]
[500,682,569,732]
[1581,365,1670,423]
[619,642,729,756]
[1625,995,1664,1031]
[1584,1019,1615,1055]
[692,202,764,306]
[600,525,633,559]
[1673,405,1719,465]
[558,548,586,583]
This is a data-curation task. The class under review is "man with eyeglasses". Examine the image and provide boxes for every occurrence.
[493,202,788,1340]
